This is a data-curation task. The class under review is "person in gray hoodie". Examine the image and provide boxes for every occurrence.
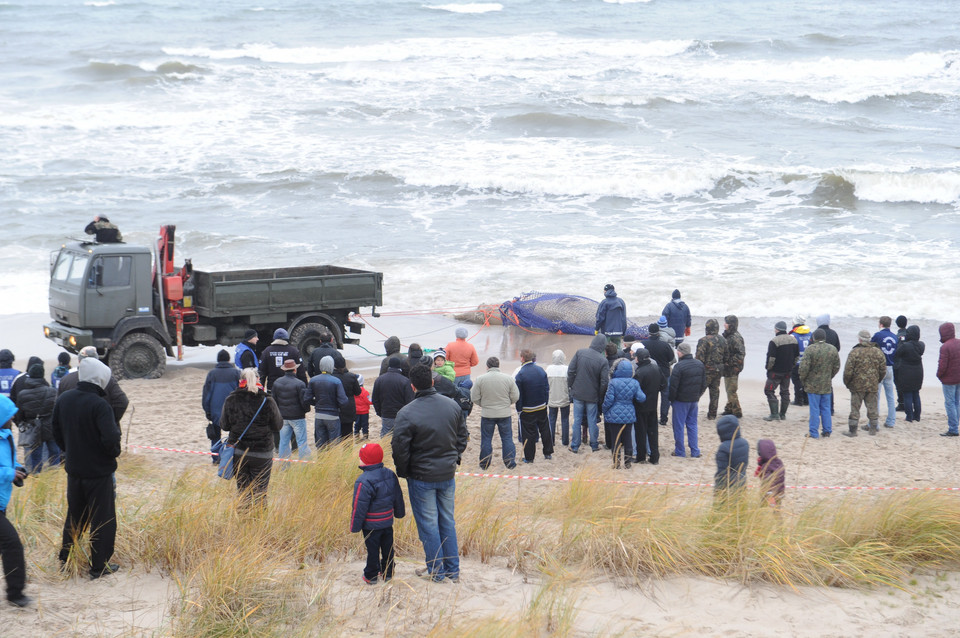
[566,334,610,453]
[545,350,571,446]
[714,415,749,496]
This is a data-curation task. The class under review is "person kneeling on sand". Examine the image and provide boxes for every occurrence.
[350,443,405,585]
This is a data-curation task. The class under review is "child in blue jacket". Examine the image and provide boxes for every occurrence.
[1,395,31,607]
[602,360,646,469]
[350,443,405,584]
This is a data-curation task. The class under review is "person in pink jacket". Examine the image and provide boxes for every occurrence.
[938,323,960,437]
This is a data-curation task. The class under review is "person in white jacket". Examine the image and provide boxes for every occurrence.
[545,350,571,447]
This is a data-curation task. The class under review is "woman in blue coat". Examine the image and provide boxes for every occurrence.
[602,360,646,469]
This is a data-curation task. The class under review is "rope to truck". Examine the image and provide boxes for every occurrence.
[127,444,960,492]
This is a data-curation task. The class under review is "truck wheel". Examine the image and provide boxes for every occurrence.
[290,322,326,358]
[110,333,166,380]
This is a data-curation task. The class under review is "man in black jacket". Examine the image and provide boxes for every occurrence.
[52,358,122,579]
[669,342,707,458]
[13,364,59,472]
[392,364,469,583]
[57,346,129,429]
[307,331,344,377]
[258,328,307,392]
[632,348,663,465]
[642,324,676,425]
[272,359,310,461]
[763,321,800,422]
[566,334,610,453]
[372,357,414,436]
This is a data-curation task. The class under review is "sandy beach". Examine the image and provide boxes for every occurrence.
[3,311,960,636]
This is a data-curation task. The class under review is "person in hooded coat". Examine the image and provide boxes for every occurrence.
[662,290,691,345]
[0,394,31,607]
[602,360,645,469]
[754,439,785,507]
[595,284,627,348]
[545,350,571,446]
[202,349,242,463]
[714,415,749,495]
[56,347,129,428]
[721,315,745,418]
[893,325,925,422]
[566,334,610,453]
[13,364,59,472]
[695,318,727,420]
[378,336,408,376]
[938,323,960,437]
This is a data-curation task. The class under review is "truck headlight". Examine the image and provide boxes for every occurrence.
[43,326,50,337]
[68,336,77,347]
[184,295,193,308]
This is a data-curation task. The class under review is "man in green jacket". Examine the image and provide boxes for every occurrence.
[799,329,840,438]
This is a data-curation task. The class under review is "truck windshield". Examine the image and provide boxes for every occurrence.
[52,252,73,282]
[52,252,91,286]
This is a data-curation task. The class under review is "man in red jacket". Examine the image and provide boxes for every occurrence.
[938,323,960,437]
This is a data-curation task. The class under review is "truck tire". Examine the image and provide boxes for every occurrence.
[110,332,166,380]
[290,321,327,359]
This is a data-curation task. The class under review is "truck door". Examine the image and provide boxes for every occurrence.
[84,254,137,328]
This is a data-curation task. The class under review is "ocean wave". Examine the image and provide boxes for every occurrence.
[84,0,115,6]
[495,112,630,137]
[837,169,960,204]
[423,3,503,13]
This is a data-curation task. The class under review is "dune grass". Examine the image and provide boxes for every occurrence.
[9,440,960,634]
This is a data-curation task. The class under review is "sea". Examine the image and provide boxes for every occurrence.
[2,0,958,323]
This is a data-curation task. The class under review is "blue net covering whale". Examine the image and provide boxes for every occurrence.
[499,291,650,339]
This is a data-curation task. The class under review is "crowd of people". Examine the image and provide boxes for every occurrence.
[2,286,960,596]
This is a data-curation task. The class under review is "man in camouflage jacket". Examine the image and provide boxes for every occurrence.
[721,315,745,418]
[799,329,840,438]
[842,330,888,436]
[696,319,727,420]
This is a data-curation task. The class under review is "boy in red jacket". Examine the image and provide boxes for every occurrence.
[353,375,372,439]
[350,443,405,584]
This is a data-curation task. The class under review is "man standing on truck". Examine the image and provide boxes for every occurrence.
[235,329,259,370]
[83,216,123,243]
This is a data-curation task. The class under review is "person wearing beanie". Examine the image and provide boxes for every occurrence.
[937,323,960,436]
[669,341,706,458]
[234,329,259,370]
[721,315,745,419]
[432,350,456,382]
[308,329,345,376]
[0,394,31,607]
[445,327,479,385]
[353,374,373,439]
[258,327,306,393]
[51,352,72,390]
[545,350,571,447]
[799,329,841,438]
[789,316,812,406]
[8,356,42,405]
[871,317,899,429]
[371,356,415,437]
[56,351,129,428]
[13,363,60,473]
[305,356,348,449]
[662,290,691,345]
[893,325,925,423]
[0,350,19,398]
[392,364,469,583]
[695,319,726,421]
[350,443,405,584]
[53,358,122,579]
[763,321,800,422]
[841,329,888,436]
[202,349,242,464]
[655,316,676,345]
[894,315,909,411]
[471,357,520,467]
[595,284,628,349]
[642,323,676,426]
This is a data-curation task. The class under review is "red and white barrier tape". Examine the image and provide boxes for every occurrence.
[127,445,960,492]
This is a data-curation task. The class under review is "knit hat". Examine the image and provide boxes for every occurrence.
[658,316,668,328]
[78,346,99,361]
[58,352,71,365]
[358,443,383,466]
[217,349,230,363]
[793,315,806,326]
[677,342,691,355]
[604,283,615,292]
[455,327,468,339]
[433,349,447,361]
[813,329,826,342]
[631,342,645,353]
[28,364,43,379]
[419,354,433,367]
[672,289,681,299]
[243,329,258,341]
[0,349,13,366]
[775,321,787,332]
[281,359,297,371]
[273,328,289,340]
[858,329,872,343]
[648,323,660,334]
[896,315,908,329]
[388,356,402,369]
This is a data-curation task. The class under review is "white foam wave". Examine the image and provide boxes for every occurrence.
[423,3,503,13]
[602,0,652,4]
[840,169,960,204]
[84,0,115,6]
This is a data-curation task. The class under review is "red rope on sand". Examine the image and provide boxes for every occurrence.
[127,445,960,491]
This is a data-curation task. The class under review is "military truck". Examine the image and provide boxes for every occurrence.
[44,225,382,379]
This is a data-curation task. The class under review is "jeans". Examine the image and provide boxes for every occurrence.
[279,418,309,461]
[27,440,62,474]
[944,384,960,434]
[362,527,395,581]
[878,366,895,426]
[479,416,516,469]
[406,478,459,580]
[807,393,831,437]
[571,399,599,451]
[548,405,570,446]
[354,413,370,436]
[380,417,395,438]
[671,401,699,457]
[314,416,341,449]
[902,391,921,421]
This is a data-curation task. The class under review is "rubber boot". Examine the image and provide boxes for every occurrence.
[762,399,780,422]
[869,422,878,435]
[842,423,858,437]
[779,399,789,420]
